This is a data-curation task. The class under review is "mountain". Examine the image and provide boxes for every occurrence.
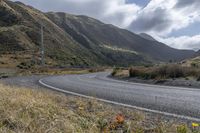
[139,33,157,41]
[46,12,195,62]
[178,49,200,68]
[0,0,195,68]
[195,50,200,55]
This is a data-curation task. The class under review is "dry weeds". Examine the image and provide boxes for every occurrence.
[0,84,197,133]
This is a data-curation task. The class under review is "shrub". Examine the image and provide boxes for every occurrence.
[129,64,200,80]
[156,65,168,78]
[129,67,156,79]
[155,65,184,78]
[197,76,200,81]
[89,68,105,73]
[111,67,121,76]
[191,62,198,68]
[167,65,184,78]
[177,125,188,133]
[129,67,140,77]
[17,60,35,69]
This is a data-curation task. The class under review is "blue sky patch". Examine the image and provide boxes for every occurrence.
[126,0,149,7]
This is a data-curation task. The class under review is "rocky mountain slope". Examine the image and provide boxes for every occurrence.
[0,0,195,68]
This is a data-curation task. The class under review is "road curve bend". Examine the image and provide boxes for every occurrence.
[39,72,200,121]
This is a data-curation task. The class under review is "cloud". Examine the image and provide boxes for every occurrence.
[13,0,141,28]
[11,0,200,50]
[126,0,200,50]
[175,0,200,9]
[157,35,200,51]
[129,0,200,36]
[129,7,173,34]
[12,0,200,34]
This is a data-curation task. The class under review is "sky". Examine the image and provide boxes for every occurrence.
[12,0,200,51]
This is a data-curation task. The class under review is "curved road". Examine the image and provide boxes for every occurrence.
[39,72,200,121]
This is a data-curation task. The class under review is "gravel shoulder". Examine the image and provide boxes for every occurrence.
[1,75,46,89]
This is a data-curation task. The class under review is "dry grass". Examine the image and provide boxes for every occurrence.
[0,84,197,133]
[19,67,106,76]
[24,67,90,75]
[0,66,90,78]
[111,65,200,80]
[111,67,128,77]
[0,52,107,77]
[181,56,200,68]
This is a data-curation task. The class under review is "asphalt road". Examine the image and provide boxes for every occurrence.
[39,72,200,121]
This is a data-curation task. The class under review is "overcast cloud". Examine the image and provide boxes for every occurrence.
[12,0,200,50]
[15,0,140,28]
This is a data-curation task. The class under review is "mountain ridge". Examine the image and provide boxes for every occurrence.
[139,33,157,42]
[46,12,195,61]
[0,0,195,68]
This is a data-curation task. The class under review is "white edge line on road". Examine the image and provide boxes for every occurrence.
[39,79,200,122]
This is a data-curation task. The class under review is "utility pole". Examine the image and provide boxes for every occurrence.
[41,24,45,66]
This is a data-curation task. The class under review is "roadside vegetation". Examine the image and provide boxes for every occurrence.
[0,84,198,133]
[18,67,101,75]
[129,65,200,80]
[112,64,200,81]
[0,65,106,79]
[0,51,107,77]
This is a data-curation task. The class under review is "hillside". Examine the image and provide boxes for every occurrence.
[139,33,157,41]
[179,50,200,67]
[47,12,195,62]
[0,0,195,68]
[0,0,98,68]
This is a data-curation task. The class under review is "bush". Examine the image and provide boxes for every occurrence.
[168,65,184,78]
[156,65,168,78]
[177,125,188,133]
[129,64,200,80]
[191,62,198,68]
[111,67,121,76]
[156,65,184,78]
[17,60,35,70]
[129,68,140,77]
[88,68,105,73]
[197,75,200,81]
[129,67,156,79]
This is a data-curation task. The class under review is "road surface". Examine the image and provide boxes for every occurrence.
[39,72,200,121]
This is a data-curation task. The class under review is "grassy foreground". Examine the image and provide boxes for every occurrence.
[0,84,198,133]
